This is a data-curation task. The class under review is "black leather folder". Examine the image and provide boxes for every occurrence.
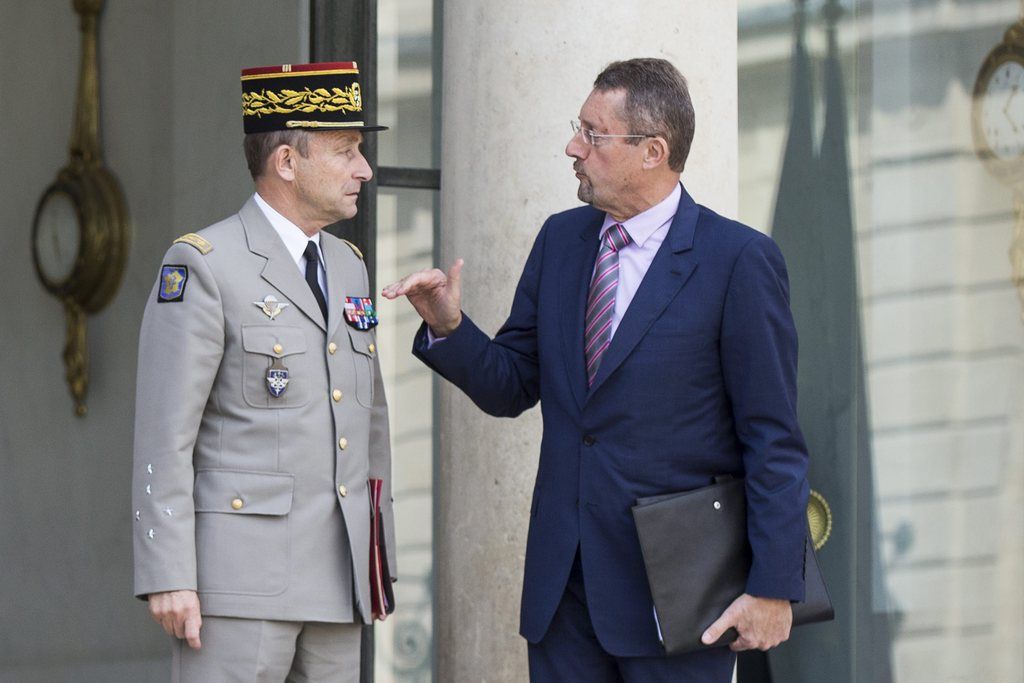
[631,477,834,655]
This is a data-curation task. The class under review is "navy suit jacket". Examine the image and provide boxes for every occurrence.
[414,185,809,657]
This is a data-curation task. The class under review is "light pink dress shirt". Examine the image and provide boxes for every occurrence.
[595,183,681,338]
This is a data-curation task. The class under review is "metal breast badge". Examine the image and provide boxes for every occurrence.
[266,357,290,397]
[254,295,290,320]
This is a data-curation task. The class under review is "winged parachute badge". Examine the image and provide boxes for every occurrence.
[254,295,290,320]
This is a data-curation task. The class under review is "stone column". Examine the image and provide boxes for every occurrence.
[436,3,738,680]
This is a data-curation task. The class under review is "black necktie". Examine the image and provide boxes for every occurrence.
[303,241,328,321]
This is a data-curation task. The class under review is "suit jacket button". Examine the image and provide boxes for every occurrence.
[338,484,348,497]
[583,435,596,446]
[273,343,283,355]
[338,437,349,450]
[332,389,343,402]
[230,498,244,510]
[328,342,338,354]
[368,343,376,355]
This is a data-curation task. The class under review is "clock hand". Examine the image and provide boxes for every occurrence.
[1004,85,1019,132]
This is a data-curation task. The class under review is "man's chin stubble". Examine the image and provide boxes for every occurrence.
[577,183,593,204]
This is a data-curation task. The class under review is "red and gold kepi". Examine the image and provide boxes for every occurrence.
[240,61,387,134]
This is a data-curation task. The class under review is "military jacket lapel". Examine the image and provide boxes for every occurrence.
[320,235,356,340]
[239,198,327,331]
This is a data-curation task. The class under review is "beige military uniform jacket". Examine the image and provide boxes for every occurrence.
[132,197,396,623]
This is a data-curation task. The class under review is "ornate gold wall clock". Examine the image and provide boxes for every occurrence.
[972,14,1024,317]
[31,0,129,416]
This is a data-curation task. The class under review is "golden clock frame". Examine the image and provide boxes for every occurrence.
[31,0,129,416]
[972,17,1024,319]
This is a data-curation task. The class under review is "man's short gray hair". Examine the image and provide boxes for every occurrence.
[593,58,695,173]
[243,129,312,180]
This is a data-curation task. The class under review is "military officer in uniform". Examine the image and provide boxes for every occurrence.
[131,62,396,681]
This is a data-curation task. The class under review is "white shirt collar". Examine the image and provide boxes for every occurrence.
[253,192,322,270]
[600,183,682,248]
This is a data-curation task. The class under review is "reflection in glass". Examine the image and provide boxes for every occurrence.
[739,0,1024,680]
[375,0,439,679]
[378,0,435,169]
[375,187,436,683]
[35,192,80,283]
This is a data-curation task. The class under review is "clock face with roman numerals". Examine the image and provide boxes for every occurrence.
[978,58,1024,162]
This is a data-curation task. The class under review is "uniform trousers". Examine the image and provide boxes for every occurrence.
[171,616,362,683]
[527,551,736,683]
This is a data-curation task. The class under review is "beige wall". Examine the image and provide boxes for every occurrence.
[0,2,308,679]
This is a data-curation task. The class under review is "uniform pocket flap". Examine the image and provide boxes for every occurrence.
[194,469,294,515]
[346,326,376,357]
[242,324,307,357]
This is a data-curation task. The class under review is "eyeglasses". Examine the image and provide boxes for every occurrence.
[570,119,656,146]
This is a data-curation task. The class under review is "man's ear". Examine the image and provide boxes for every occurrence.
[642,137,670,170]
[271,144,298,182]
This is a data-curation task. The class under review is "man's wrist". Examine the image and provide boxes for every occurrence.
[429,313,462,338]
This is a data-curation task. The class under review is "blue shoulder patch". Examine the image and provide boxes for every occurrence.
[158,265,188,303]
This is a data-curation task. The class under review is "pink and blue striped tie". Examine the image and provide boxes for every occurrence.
[584,224,631,386]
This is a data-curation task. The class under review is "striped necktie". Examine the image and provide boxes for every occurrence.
[584,223,631,386]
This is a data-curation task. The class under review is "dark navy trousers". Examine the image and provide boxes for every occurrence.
[528,551,736,683]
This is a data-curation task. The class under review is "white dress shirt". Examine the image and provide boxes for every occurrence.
[253,192,327,294]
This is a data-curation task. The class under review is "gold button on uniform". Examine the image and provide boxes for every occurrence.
[231,498,244,510]
[332,389,343,402]
[338,484,348,497]
[328,342,338,354]
[368,343,376,354]
[273,343,283,354]
[338,437,348,450]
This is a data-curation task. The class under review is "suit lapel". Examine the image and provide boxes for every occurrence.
[561,209,604,411]
[320,236,349,340]
[239,197,327,331]
[586,185,701,398]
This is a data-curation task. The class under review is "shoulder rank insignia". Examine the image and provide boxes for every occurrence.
[158,265,188,303]
[344,296,378,330]
[173,232,214,254]
[254,295,290,320]
[341,239,364,260]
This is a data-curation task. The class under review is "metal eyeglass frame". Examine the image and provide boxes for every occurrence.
[570,119,656,146]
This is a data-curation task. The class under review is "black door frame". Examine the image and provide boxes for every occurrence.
[310,2,441,680]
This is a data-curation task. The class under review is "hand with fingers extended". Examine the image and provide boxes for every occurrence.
[701,593,792,652]
[148,589,202,650]
[381,259,464,337]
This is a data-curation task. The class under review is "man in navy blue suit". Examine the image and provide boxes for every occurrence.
[383,58,809,682]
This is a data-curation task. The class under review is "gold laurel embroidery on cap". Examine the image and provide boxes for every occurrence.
[341,239,364,260]
[173,233,214,254]
[242,83,362,118]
